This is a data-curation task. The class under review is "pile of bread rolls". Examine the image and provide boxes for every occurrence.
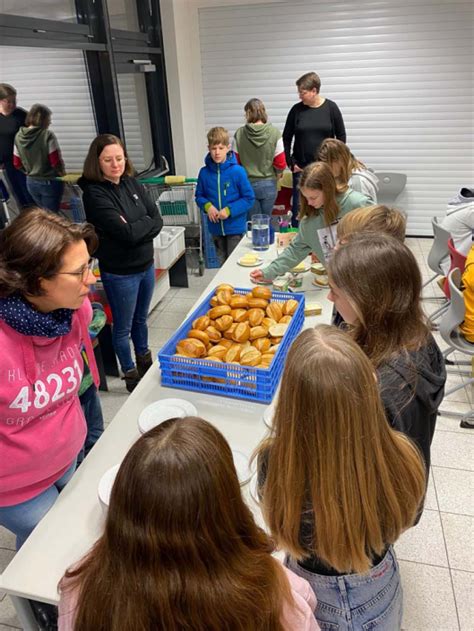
[175,284,298,369]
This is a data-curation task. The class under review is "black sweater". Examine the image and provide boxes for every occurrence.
[282,99,346,169]
[79,176,163,274]
[0,108,26,164]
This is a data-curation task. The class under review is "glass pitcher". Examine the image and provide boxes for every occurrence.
[246,214,270,251]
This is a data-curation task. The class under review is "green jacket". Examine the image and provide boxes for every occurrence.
[262,189,372,280]
[233,123,284,181]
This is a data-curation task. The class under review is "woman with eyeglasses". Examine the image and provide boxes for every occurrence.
[283,72,346,225]
[0,209,98,554]
[79,135,163,392]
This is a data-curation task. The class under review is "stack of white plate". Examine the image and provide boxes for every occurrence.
[137,398,198,434]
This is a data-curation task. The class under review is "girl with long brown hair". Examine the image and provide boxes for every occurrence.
[250,161,370,283]
[327,233,446,474]
[318,138,379,203]
[58,417,319,631]
[254,325,426,630]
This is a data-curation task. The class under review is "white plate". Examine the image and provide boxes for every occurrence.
[237,257,263,268]
[154,398,198,417]
[138,401,195,434]
[98,463,121,511]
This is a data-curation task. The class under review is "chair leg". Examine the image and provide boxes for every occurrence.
[428,302,449,323]
[422,274,438,289]
[443,378,474,398]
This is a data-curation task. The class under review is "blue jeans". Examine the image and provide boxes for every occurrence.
[249,178,278,219]
[0,458,77,550]
[77,385,104,465]
[292,170,302,227]
[2,160,34,208]
[26,177,64,213]
[286,547,403,630]
[101,264,155,372]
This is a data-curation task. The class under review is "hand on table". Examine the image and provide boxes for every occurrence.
[207,205,220,222]
[250,269,265,283]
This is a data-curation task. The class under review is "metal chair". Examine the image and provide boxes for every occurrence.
[443,238,468,298]
[373,172,407,205]
[438,268,474,426]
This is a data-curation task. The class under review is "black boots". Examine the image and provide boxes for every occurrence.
[123,367,140,393]
[122,350,153,392]
[136,349,153,378]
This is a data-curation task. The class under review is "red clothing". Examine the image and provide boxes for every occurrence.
[0,300,92,507]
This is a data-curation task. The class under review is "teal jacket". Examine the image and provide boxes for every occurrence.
[262,189,371,280]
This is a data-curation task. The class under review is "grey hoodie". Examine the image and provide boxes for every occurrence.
[349,169,379,204]
[440,186,474,268]
[233,123,284,181]
[14,126,63,179]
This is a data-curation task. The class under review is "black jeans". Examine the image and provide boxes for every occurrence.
[212,234,242,265]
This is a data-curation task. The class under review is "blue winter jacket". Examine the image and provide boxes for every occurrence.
[195,152,255,236]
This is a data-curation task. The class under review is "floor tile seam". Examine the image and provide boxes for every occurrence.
[431,464,474,473]
[397,557,455,571]
[434,473,463,631]
[438,510,474,519]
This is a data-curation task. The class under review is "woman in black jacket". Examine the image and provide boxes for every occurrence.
[79,134,163,392]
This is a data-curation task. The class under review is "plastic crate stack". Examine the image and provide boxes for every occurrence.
[201,211,220,269]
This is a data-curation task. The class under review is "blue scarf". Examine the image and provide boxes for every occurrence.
[0,294,73,338]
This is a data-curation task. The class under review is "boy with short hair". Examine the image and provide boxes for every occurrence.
[196,126,255,263]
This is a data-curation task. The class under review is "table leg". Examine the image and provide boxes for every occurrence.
[9,595,38,631]
[169,252,189,288]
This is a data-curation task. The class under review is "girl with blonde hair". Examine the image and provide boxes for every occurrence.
[255,325,426,630]
[336,204,407,243]
[59,417,319,631]
[250,162,370,283]
[327,233,446,474]
[318,138,379,203]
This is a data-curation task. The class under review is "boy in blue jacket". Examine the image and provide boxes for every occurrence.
[196,127,255,264]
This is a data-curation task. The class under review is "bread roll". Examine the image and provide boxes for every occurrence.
[240,347,262,366]
[205,325,222,342]
[215,283,234,294]
[232,322,251,343]
[210,296,219,307]
[223,323,238,340]
[269,322,288,338]
[252,337,271,352]
[267,344,279,354]
[282,299,298,316]
[207,344,228,360]
[261,317,277,331]
[192,315,210,331]
[251,286,272,300]
[176,338,206,358]
[188,329,210,346]
[225,343,242,363]
[231,308,249,323]
[260,352,274,366]
[219,338,233,350]
[230,295,248,309]
[214,314,234,332]
[249,325,268,340]
[247,308,265,327]
[279,315,292,324]
[269,336,283,345]
[216,289,233,305]
[248,297,269,310]
[266,302,282,322]
[208,305,232,319]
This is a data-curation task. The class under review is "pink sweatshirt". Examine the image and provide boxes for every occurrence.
[0,300,92,507]
[58,565,319,630]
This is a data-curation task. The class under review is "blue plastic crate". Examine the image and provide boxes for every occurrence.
[158,287,305,403]
[201,212,221,269]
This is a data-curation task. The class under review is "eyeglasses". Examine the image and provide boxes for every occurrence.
[56,258,97,282]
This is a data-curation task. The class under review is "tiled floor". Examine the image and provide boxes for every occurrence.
[1,239,472,630]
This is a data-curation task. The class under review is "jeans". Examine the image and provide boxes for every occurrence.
[249,178,278,219]
[77,385,104,465]
[212,234,242,265]
[0,458,77,550]
[26,177,64,213]
[292,170,302,227]
[286,547,403,630]
[101,264,155,373]
[2,160,34,208]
